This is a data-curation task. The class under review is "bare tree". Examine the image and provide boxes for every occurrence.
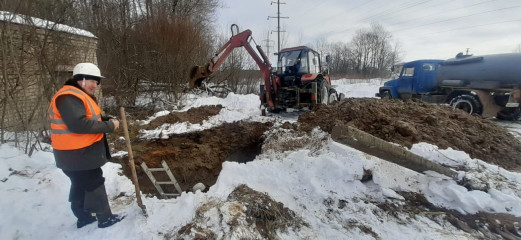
[349,23,400,78]
[312,37,329,56]
[68,0,218,109]
[328,41,354,78]
[0,2,78,151]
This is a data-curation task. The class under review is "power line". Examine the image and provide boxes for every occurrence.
[419,18,521,36]
[306,0,376,29]
[389,0,497,26]
[392,5,521,32]
[297,0,332,15]
[321,0,434,37]
[314,0,517,43]
[357,0,431,23]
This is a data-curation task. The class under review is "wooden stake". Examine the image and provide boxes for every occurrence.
[119,107,147,215]
[331,124,458,179]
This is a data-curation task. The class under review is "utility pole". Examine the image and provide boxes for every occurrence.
[262,32,274,57]
[268,0,288,55]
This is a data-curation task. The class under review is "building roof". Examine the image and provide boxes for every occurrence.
[0,11,96,38]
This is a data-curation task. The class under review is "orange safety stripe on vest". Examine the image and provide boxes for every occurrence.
[48,85,104,150]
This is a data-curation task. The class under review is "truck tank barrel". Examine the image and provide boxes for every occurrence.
[437,53,521,88]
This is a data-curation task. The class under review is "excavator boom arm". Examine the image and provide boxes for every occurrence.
[189,25,275,108]
[189,28,271,88]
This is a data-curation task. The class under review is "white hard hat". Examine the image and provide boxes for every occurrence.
[72,63,103,78]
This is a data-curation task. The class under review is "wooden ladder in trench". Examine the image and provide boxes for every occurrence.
[140,160,182,198]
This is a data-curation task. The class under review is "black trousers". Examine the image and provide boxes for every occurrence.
[63,168,105,202]
[62,168,106,220]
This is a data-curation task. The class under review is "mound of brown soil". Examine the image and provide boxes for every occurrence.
[299,98,521,169]
[146,105,223,129]
[377,192,521,239]
[176,184,307,239]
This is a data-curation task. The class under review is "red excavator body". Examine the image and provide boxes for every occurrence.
[189,25,341,113]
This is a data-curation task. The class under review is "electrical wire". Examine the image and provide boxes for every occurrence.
[392,5,521,32]
[305,0,376,29]
[389,0,498,26]
[322,0,435,37]
[357,0,431,23]
[419,18,521,36]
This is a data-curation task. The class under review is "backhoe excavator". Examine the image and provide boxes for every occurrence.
[189,25,342,113]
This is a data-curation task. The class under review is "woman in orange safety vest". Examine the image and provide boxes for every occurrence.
[49,63,124,229]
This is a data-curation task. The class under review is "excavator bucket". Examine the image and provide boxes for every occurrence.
[189,65,211,89]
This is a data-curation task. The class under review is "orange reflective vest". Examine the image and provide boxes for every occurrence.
[48,86,104,150]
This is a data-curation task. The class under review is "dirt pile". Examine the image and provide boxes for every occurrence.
[299,98,521,170]
[378,192,521,239]
[146,105,223,129]
[175,184,307,239]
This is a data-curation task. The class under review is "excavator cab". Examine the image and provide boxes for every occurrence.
[276,46,323,87]
[279,50,305,75]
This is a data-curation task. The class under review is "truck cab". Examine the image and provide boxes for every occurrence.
[377,59,443,99]
[377,53,521,120]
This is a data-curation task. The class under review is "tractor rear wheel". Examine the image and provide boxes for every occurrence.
[449,94,482,115]
[319,81,330,105]
[328,88,338,103]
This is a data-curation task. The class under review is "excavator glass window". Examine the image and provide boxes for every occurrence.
[279,50,309,74]
[309,51,320,74]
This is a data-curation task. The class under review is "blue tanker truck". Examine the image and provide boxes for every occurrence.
[376,53,521,120]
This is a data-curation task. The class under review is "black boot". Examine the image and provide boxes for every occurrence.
[84,184,124,228]
[71,201,96,228]
[97,213,125,228]
[77,216,97,228]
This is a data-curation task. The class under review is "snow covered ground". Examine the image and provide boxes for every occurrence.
[1,79,520,239]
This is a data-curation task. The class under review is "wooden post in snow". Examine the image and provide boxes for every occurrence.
[331,124,458,179]
[120,107,147,215]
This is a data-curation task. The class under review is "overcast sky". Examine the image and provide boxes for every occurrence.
[215,0,521,63]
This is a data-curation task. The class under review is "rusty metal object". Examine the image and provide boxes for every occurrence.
[189,65,212,89]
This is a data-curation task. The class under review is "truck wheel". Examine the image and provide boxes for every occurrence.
[496,107,521,121]
[381,91,391,99]
[319,81,330,105]
[449,95,482,115]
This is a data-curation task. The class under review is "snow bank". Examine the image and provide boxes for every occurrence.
[140,93,267,139]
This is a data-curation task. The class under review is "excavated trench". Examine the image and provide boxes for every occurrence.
[112,105,271,197]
